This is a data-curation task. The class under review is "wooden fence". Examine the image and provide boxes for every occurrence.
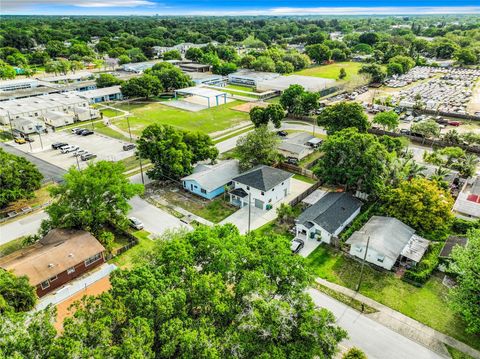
[288,181,323,207]
[275,162,316,179]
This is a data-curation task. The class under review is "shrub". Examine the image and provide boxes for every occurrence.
[343,347,367,359]
[403,243,441,285]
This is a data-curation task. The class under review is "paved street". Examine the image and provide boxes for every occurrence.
[0,210,49,245]
[307,288,445,359]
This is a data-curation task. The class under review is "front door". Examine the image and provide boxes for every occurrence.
[254,199,264,209]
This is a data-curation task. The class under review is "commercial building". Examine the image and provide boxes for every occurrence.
[0,229,105,297]
[256,75,336,93]
[12,117,46,134]
[41,71,94,84]
[179,63,211,73]
[188,72,227,87]
[228,70,280,87]
[78,85,123,103]
[122,60,162,73]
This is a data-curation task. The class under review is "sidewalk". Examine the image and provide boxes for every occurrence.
[315,278,480,359]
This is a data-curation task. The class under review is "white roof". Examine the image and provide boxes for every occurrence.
[400,234,430,262]
[453,191,480,218]
[228,70,280,81]
[257,75,336,92]
[42,71,93,82]
[175,86,226,97]
[182,160,240,192]
[78,86,122,99]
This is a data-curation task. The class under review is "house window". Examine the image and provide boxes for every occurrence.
[41,280,50,290]
[261,191,264,196]
[85,253,102,266]
[67,267,75,274]
[272,188,274,191]
[377,255,385,263]
[246,186,250,190]
[201,189,207,194]
[355,246,363,253]
[49,275,58,282]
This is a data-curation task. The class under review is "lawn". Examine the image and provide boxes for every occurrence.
[305,245,480,349]
[108,100,249,135]
[94,122,131,142]
[0,237,25,257]
[213,125,253,144]
[295,62,365,84]
[100,108,124,118]
[110,230,155,269]
[293,174,317,184]
[118,156,151,172]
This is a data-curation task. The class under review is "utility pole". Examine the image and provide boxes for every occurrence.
[126,116,133,142]
[37,130,44,150]
[139,156,145,184]
[75,154,81,171]
[7,112,14,138]
[247,191,251,234]
[356,235,370,292]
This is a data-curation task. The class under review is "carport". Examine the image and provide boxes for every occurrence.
[174,86,227,108]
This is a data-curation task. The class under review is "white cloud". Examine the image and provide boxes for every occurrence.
[2,0,155,10]
[268,6,480,15]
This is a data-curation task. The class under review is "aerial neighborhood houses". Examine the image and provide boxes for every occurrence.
[346,216,430,271]
[0,229,105,297]
[453,176,480,220]
[278,132,322,161]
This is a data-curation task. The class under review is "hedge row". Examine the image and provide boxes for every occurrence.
[403,243,441,285]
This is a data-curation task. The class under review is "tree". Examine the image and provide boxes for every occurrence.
[235,126,280,170]
[162,49,181,60]
[185,47,204,62]
[455,48,478,65]
[0,269,37,313]
[359,64,386,83]
[137,124,218,180]
[387,62,404,76]
[0,60,16,79]
[43,161,143,236]
[381,177,454,234]
[0,149,43,208]
[118,54,131,65]
[317,102,369,134]
[313,128,393,195]
[331,48,347,61]
[213,61,237,76]
[373,111,399,132]
[448,229,480,334]
[443,129,461,145]
[47,225,347,357]
[120,74,162,99]
[411,119,440,145]
[339,68,347,80]
[279,84,319,116]
[343,347,367,359]
[305,44,332,63]
[249,104,285,128]
[252,56,276,72]
[95,73,123,88]
[388,55,415,73]
[359,32,379,45]
[150,62,194,91]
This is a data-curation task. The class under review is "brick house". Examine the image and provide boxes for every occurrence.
[0,229,105,297]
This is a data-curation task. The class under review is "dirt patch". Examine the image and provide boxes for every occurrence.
[54,276,111,332]
[231,101,268,113]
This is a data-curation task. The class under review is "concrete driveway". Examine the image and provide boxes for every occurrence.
[220,178,311,234]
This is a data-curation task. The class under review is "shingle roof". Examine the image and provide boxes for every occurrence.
[232,165,293,191]
[296,192,362,234]
[439,236,468,258]
[182,160,240,192]
[0,229,105,286]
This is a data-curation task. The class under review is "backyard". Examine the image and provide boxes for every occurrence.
[305,245,480,350]
[106,100,250,135]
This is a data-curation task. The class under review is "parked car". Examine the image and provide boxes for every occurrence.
[123,143,136,151]
[285,157,299,165]
[72,128,86,135]
[277,130,288,137]
[448,121,462,127]
[435,117,449,125]
[24,137,34,142]
[73,149,88,157]
[52,142,68,149]
[80,130,94,136]
[400,129,410,135]
[290,238,304,254]
[129,217,144,230]
[14,137,26,144]
[81,153,97,161]
[61,145,79,154]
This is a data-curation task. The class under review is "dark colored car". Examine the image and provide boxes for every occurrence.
[52,142,68,149]
[435,118,449,125]
[24,137,35,142]
[277,130,288,137]
[290,239,305,254]
[123,143,136,151]
[81,153,97,161]
[72,128,86,135]
[286,157,299,165]
[80,130,94,136]
[399,129,410,135]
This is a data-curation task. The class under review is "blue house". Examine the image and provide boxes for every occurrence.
[78,85,123,104]
[182,160,240,200]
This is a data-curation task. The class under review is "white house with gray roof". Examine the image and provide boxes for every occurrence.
[346,216,430,270]
[229,165,293,210]
[181,160,240,200]
[295,192,362,245]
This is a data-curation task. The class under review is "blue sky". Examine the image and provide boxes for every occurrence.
[3,0,480,15]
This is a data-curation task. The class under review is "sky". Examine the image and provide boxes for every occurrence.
[2,0,480,16]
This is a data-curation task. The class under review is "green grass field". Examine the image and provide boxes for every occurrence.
[226,84,256,92]
[109,100,249,135]
[110,230,155,269]
[306,245,480,349]
[295,61,365,83]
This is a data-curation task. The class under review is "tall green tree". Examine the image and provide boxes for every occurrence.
[96,73,123,88]
[43,161,143,236]
[249,104,285,128]
[411,119,440,145]
[120,74,162,99]
[235,126,280,170]
[448,229,480,334]
[359,64,386,83]
[373,111,399,132]
[305,44,332,63]
[313,128,393,195]
[318,102,369,134]
[280,85,319,116]
[0,270,37,313]
[0,60,15,79]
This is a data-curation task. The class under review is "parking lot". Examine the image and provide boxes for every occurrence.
[10,128,134,170]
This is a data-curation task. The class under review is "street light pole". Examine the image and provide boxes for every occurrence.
[126,116,133,142]
[37,130,44,150]
[75,154,81,171]
[247,192,251,234]
[356,235,371,292]
[139,156,145,185]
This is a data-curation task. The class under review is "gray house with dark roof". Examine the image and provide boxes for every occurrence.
[229,165,293,210]
[295,192,362,244]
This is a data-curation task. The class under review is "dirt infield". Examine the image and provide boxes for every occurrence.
[54,276,111,332]
[231,101,269,113]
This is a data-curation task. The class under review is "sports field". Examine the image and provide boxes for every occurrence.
[110,100,250,135]
[295,61,364,83]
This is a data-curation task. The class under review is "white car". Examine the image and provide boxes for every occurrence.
[290,238,304,254]
[128,217,144,230]
[73,149,88,157]
[61,145,79,154]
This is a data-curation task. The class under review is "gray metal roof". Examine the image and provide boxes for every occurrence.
[296,192,362,234]
[232,165,293,192]
[346,216,419,263]
[182,160,240,192]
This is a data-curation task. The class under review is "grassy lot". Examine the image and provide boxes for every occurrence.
[108,100,249,135]
[226,84,256,92]
[162,191,237,223]
[306,245,480,349]
[110,230,155,269]
[0,237,25,257]
[118,156,151,173]
[446,345,476,359]
[100,108,124,118]
[213,125,253,144]
[293,174,317,184]
[299,151,322,168]
[314,283,377,314]
[94,122,131,142]
[220,88,259,98]
[295,62,365,84]
[0,130,13,142]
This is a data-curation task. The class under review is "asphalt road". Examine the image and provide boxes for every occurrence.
[307,288,445,359]
[0,211,49,245]
[0,142,67,183]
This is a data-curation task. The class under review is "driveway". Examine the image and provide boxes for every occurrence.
[308,288,444,359]
[220,178,311,234]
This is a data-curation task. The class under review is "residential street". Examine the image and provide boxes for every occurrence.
[0,211,49,245]
[307,288,445,359]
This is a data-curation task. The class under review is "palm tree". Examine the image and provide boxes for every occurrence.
[429,166,450,182]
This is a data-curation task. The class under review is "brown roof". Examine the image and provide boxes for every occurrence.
[0,229,105,286]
